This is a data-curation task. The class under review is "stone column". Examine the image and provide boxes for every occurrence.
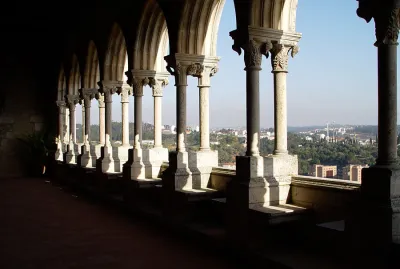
[81,105,85,144]
[79,89,97,167]
[270,44,299,155]
[132,77,148,149]
[65,94,79,164]
[175,64,188,153]
[356,2,400,252]
[188,64,218,151]
[149,78,168,148]
[187,63,220,189]
[118,85,132,147]
[97,93,105,145]
[55,100,66,161]
[242,40,263,157]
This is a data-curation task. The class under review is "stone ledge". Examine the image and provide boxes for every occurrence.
[292,176,361,191]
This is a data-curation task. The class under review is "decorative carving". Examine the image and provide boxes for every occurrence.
[210,65,219,76]
[175,63,182,75]
[132,77,149,97]
[95,92,105,108]
[117,85,132,103]
[375,8,400,46]
[187,63,204,77]
[80,88,98,107]
[242,40,262,68]
[56,100,66,107]
[270,44,298,72]
[149,77,168,97]
[262,41,274,58]
[357,2,400,46]
[66,94,79,108]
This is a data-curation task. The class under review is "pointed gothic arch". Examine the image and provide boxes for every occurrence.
[57,65,67,100]
[104,23,127,82]
[84,41,101,89]
[68,54,81,95]
[177,0,226,55]
[133,0,169,72]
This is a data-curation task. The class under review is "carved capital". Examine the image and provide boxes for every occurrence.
[242,40,263,69]
[66,94,79,108]
[132,77,149,97]
[149,77,168,97]
[56,100,66,107]
[95,92,105,108]
[187,63,205,77]
[80,88,98,107]
[269,44,298,72]
[375,8,400,46]
[357,2,400,46]
[117,85,132,103]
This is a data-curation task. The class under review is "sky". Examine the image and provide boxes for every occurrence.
[77,0,391,128]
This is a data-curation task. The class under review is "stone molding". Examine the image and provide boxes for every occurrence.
[357,2,400,46]
[291,176,361,191]
[117,84,132,103]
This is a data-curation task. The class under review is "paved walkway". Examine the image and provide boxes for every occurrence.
[0,178,242,269]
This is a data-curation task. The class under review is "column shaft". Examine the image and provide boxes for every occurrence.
[273,71,288,155]
[58,105,65,143]
[82,106,85,144]
[105,94,112,146]
[199,86,210,151]
[245,66,261,156]
[122,101,129,146]
[154,96,162,148]
[84,103,91,145]
[377,44,398,166]
[99,104,105,145]
[176,82,187,152]
[69,105,76,143]
[134,95,143,148]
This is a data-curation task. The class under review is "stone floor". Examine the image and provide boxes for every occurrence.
[0,178,244,269]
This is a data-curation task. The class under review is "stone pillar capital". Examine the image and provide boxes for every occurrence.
[66,94,79,108]
[268,43,299,73]
[149,77,168,97]
[98,80,121,102]
[117,84,132,103]
[357,1,400,46]
[56,100,66,107]
[79,88,98,108]
[132,77,149,97]
[95,92,105,108]
[241,40,263,70]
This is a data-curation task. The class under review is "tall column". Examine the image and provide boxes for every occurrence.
[242,40,263,156]
[149,78,168,148]
[97,93,106,145]
[56,100,66,144]
[270,44,299,155]
[103,87,116,147]
[118,85,132,147]
[175,64,188,152]
[81,89,97,146]
[81,105,85,144]
[66,95,78,144]
[132,77,148,149]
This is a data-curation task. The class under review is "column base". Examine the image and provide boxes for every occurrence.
[78,143,97,168]
[189,150,218,189]
[162,151,192,191]
[96,145,121,173]
[235,154,298,207]
[65,143,81,164]
[358,166,400,249]
[143,147,169,179]
[116,145,131,170]
[55,142,65,162]
[123,147,146,180]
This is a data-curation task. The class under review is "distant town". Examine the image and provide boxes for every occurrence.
[77,123,386,183]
